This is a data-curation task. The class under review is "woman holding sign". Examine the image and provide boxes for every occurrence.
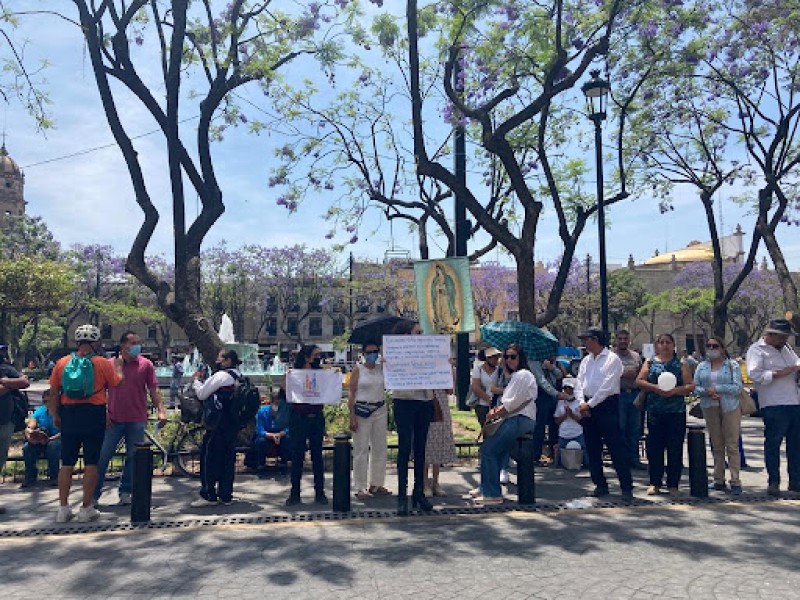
[390,320,435,515]
[286,345,328,507]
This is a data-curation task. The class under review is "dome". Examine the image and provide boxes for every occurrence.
[643,241,713,265]
[0,145,22,176]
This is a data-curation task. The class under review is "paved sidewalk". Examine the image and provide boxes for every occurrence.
[0,416,794,535]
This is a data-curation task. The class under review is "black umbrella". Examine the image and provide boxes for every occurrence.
[348,315,410,345]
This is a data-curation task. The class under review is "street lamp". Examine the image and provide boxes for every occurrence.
[582,69,611,338]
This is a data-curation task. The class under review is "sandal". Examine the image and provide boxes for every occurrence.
[368,486,392,496]
[355,489,372,500]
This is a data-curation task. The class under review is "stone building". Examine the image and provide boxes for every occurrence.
[0,144,26,219]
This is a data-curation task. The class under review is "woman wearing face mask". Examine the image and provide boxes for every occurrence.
[636,333,695,497]
[190,349,241,506]
[693,337,744,495]
[285,345,328,507]
[348,341,390,500]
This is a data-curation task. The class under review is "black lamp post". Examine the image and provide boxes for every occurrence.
[582,69,611,337]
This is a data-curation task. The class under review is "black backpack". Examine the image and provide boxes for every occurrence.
[227,370,260,430]
[11,391,28,433]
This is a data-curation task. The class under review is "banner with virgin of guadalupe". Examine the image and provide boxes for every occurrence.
[414,257,476,335]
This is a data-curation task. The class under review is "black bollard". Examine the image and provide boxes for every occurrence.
[131,442,154,523]
[332,433,352,513]
[517,435,536,505]
[687,424,708,498]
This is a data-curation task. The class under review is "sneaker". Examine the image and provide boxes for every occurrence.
[468,488,481,498]
[499,469,510,484]
[189,497,218,508]
[118,492,132,506]
[730,484,742,496]
[767,484,781,498]
[473,496,504,505]
[712,482,727,491]
[218,498,234,506]
[646,485,660,496]
[55,506,74,523]
[76,505,100,523]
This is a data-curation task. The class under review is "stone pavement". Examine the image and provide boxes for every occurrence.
[0,497,798,598]
[1,416,800,598]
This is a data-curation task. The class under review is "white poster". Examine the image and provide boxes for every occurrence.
[285,369,344,405]
[382,334,454,390]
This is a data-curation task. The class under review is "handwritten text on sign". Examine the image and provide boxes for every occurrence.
[382,335,453,390]
[286,369,343,405]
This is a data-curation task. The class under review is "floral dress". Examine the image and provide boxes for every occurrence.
[424,391,457,464]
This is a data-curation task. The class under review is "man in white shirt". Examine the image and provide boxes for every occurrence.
[575,327,633,501]
[746,319,800,497]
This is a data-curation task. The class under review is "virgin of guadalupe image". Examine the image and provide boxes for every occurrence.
[429,263,461,333]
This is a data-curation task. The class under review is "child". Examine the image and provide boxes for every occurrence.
[553,378,589,469]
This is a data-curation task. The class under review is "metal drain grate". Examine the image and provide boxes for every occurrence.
[1,494,795,539]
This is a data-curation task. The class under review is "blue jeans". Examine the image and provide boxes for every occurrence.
[23,440,62,482]
[531,393,557,461]
[618,390,642,465]
[761,405,800,487]
[480,415,536,498]
[94,421,147,501]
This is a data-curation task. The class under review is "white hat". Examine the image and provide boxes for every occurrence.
[561,377,577,389]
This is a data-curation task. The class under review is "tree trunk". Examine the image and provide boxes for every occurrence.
[515,246,536,323]
[762,228,799,317]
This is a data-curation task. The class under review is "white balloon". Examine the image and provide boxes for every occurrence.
[657,371,677,391]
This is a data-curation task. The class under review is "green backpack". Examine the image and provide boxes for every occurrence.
[61,352,97,399]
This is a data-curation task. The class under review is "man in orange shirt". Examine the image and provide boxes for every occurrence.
[49,324,123,523]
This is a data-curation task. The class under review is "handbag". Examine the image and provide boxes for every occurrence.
[353,401,384,419]
[466,389,480,408]
[478,395,534,441]
[739,388,758,416]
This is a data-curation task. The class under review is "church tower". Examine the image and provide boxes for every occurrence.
[0,143,26,219]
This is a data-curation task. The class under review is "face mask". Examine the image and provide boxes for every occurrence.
[365,352,379,364]
[706,349,721,360]
[215,361,223,370]
[128,344,142,357]
[311,357,322,368]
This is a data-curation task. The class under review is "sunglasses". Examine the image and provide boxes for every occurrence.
[705,343,720,349]
[503,354,519,360]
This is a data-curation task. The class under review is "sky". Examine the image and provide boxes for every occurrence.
[3,4,798,275]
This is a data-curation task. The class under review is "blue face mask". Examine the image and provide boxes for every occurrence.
[128,344,142,357]
[365,352,379,364]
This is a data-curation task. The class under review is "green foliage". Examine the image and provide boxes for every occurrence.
[0,256,72,312]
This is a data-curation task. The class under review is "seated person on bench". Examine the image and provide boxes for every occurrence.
[252,389,290,471]
[21,389,61,488]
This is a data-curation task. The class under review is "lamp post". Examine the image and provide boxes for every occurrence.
[582,69,611,337]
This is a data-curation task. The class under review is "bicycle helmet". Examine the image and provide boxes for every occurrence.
[74,324,101,342]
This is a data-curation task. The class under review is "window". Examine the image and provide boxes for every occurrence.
[356,296,370,312]
[287,318,298,336]
[266,318,277,337]
[332,317,345,336]
[265,296,277,313]
[309,317,322,337]
[147,325,158,340]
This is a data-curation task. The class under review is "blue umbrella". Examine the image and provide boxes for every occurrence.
[480,321,559,362]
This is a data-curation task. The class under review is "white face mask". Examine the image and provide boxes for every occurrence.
[706,349,721,360]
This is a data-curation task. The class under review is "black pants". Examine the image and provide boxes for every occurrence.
[582,395,632,491]
[393,400,433,497]
[289,411,325,497]
[646,411,686,488]
[199,421,237,502]
[475,405,490,427]
[531,393,558,460]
